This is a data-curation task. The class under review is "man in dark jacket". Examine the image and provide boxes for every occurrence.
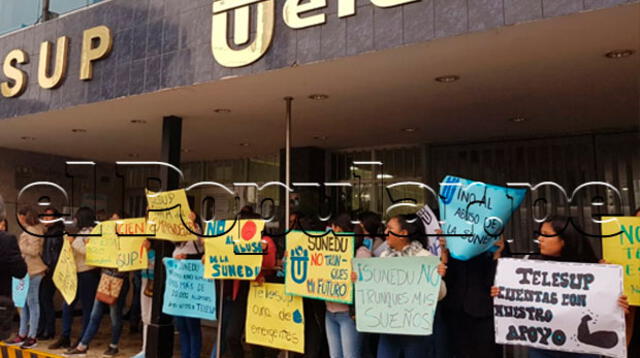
[0,194,28,340]
[38,207,65,339]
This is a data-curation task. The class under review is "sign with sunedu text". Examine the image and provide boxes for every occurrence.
[493,258,626,358]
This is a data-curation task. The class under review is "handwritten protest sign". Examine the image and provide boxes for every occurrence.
[115,218,149,272]
[494,258,626,358]
[417,204,441,256]
[53,238,78,305]
[438,175,526,261]
[146,189,198,242]
[86,221,119,268]
[162,258,216,320]
[245,283,305,353]
[602,216,640,306]
[285,231,354,303]
[203,220,265,280]
[12,275,29,308]
[353,256,442,335]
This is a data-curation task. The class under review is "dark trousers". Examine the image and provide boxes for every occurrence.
[129,271,142,328]
[37,272,56,337]
[176,316,202,358]
[62,269,100,339]
[293,298,329,358]
[377,334,433,358]
[445,308,501,358]
[225,284,249,358]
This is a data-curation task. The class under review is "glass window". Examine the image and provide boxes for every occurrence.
[0,0,41,36]
[49,0,102,15]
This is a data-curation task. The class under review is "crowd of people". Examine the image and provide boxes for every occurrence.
[0,192,638,358]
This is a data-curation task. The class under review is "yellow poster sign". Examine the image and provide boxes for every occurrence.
[285,231,354,303]
[86,221,119,268]
[146,189,198,242]
[115,218,149,272]
[246,283,305,354]
[602,216,640,306]
[53,238,77,305]
[203,220,265,280]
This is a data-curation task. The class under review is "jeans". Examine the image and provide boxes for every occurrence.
[175,316,202,358]
[325,311,361,358]
[528,348,600,358]
[38,272,57,337]
[79,277,129,347]
[129,271,142,326]
[62,270,100,339]
[19,274,43,338]
[377,334,434,358]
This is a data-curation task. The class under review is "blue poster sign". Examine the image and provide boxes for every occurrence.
[438,175,527,261]
[162,259,217,320]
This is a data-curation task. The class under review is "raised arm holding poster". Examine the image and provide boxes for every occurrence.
[493,258,627,358]
[438,175,527,261]
[245,283,305,353]
[162,258,216,320]
[601,216,640,306]
[353,256,442,335]
[203,219,265,280]
[285,231,354,303]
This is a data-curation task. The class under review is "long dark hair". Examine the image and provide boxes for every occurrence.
[18,206,40,227]
[357,211,382,238]
[540,216,597,263]
[75,207,96,230]
[390,214,426,247]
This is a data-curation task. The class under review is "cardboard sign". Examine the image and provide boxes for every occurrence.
[203,220,265,280]
[146,189,198,242]
[162,258,216,320]
[53,238,78,305]
[417,204,441,256]
[12,275,29,308]
[602,216,640,306]
[115,218,149,272]
[438,175,526,261]
[494,258,626,358]
[86,221,119,268]
[353,256,442,335]
[285,231,354,303]
[245,283,305,353]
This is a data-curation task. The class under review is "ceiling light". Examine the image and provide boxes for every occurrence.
[308,94,329,100]
[509,117,527,123]
[130,119,147,124]
[376,174,394,180]
[604,49,635,59]
[71,129,87,133]
[402,128,417,133]
[435,75,460,83]
[313,135,328,141]
[214,108,231,113]
[20,136,36,140]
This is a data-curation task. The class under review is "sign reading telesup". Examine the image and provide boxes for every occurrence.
[1,1,417,99]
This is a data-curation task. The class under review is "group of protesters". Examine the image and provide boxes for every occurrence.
[0,191,638,358]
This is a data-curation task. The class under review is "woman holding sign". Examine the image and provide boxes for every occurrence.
[491,216,630,358]
[376,214,447,358]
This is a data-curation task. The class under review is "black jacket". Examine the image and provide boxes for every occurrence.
[442,252,497,318]
[0,231,28,297]
[42,223,64,269]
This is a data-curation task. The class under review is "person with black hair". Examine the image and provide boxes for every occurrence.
[491,216,630,358]
[38,207,64,340]
[356,211,385,257]
[50,207,100,351]
[376,214,447,358]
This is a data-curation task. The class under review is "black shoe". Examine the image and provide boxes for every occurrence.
[62,347,87,357]
[20,337,38,349]
[103,346,119,357]
[49,336,71,349]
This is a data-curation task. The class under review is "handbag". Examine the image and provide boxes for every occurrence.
[96,270,125,305]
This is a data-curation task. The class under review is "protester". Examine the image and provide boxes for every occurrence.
[491,216,630,358]
[440,230,506,358]
[4,207,46,349]
[50,207,100,350]
[356,211,385,257]
[0,195,28,341]
[172,211,205,358]
[376,214,447,358]
[132,239,154,358]
[38,207,64,340]
[64,212,131,357]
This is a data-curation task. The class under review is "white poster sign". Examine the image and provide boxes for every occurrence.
[493,258,626,358]
[417,204,441,256]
